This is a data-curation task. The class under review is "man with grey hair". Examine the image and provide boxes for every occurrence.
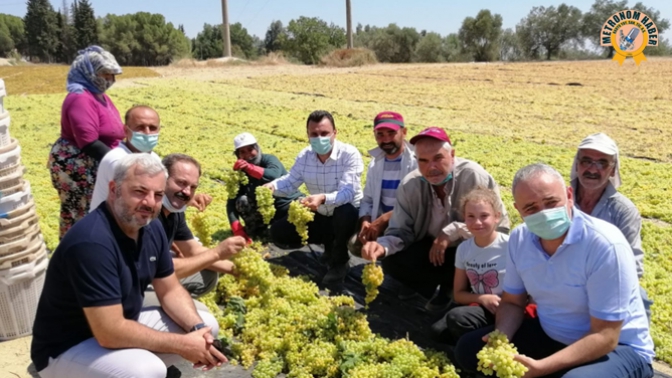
[570,132,652,320]
[32,153,229,378]
[454,163,654,378]
[361,127,509,312]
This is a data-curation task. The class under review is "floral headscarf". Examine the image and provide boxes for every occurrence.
[66,45,122,94]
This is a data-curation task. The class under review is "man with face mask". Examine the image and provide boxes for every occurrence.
[570,133,652,322]
[347,111,417,258]
[154,153,246,299]
[454,163,654,378]
[89,105,162,211]
[32,153,229,378]
[264,110,363,289]
[227,132,302,241]
[361,127,509,312]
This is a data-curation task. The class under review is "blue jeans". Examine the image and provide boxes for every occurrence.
[454,318,653,378]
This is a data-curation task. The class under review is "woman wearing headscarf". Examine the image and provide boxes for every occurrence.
[47,45,124,239]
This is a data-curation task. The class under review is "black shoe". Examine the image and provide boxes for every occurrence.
[166,365,182,378]
[425,291,452,313]
[322,262,350,285]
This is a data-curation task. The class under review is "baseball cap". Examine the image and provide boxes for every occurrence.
[233,132,257,150]
[409,127,452,145]
[374,111,405,131]
[577,133,618,156]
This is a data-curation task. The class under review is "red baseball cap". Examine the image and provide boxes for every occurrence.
[409,127,452,145]
[373,111,404,131]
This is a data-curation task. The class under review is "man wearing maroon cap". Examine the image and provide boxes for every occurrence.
[361,127,509,311]
[347,111,417,258]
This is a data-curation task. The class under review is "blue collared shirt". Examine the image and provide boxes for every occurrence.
[504,208,654,363]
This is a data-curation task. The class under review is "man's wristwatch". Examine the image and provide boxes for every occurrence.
[189,322,207,332]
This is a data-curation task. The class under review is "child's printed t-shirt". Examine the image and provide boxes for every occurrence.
[455,232,509,296]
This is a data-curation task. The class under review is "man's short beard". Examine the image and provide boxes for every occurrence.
[113,189,155,229]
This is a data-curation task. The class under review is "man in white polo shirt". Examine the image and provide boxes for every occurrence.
[454,163,654,377]
[89,105,162,211]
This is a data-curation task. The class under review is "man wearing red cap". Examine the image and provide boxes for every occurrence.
[361,127,509,311]
[348,111,417,257]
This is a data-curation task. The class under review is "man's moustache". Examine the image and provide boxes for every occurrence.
[583,172,601,179]
[175,192,190,201]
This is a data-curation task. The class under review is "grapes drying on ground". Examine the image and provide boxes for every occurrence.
[198,243,460,378]
[362,263,384,307]
[477,329,528,378]
[288,200,314,244]
[255,186,276,225]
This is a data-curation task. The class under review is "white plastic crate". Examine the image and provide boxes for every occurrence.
[0,197,33,224]
[0,206,38,242]
[0,164,22,192]
[0,181,31,216]
[0,111,9,148]
[0,141,19,171]
[0,79,5,113]
[0,237,44,269]
[0,253,48,341]
[0,158,22,179]
[0,228,41,259]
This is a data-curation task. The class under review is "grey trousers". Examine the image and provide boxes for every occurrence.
[180,269,219,299]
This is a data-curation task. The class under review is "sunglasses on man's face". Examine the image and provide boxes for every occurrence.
[579,157,614,170]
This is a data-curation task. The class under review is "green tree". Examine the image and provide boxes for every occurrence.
[414,32,444,62]
[23,0,60,62]
[499,28,524,61]
[55,5,75,62]
[442,33,462,61]
[458,9,503,62]
[0,14,25,57]
[73,0,98,49]
[582,0,670,58]
[264,20,285,53]
[356,24,420,63]
[192,22,256,60]
[99,12,190,66]
[284,16,345,64]
[517,4,582,60]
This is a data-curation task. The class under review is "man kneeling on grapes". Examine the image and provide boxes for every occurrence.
[154,153,246,299]
[228,132,302,240]
[454,163,654,378]
[360,127,509,312]
[264,110,364,288]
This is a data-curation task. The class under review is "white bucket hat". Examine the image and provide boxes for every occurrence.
[570,133,621,189]
[233,132,257,150]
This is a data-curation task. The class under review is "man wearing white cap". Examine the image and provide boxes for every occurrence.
[570,132,652,321]
[228,132,301,240]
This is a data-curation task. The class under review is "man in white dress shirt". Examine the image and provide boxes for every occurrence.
[265,110,364,288]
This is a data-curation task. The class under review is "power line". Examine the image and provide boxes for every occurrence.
[245,0,271,26]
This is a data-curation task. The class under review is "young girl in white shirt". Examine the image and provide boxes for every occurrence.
[431,187,509,345]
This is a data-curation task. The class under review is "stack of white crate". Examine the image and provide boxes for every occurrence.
[0,78,48,341]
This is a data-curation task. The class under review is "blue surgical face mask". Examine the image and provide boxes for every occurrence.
[421,172,453,186]
[523,206,571,240]
[130,131,159,153]
[310,136,333,155]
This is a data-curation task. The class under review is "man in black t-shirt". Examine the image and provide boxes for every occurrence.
[31,153,230,378]
[159,153,246,298]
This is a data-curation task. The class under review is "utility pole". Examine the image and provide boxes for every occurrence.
[346,0,353,49]
[221,0,232,57]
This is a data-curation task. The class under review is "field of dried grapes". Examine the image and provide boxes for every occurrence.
[3,58,672,367]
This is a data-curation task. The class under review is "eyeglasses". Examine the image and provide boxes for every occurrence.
[578,158,614,170]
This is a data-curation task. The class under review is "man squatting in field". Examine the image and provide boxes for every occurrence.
[570,132,653,322]
[265,110,364,289]
[454,163,655,378]
[347,111,418,258]
[360,126,510,313]
[227,132,302,241]
[31,153,229,378]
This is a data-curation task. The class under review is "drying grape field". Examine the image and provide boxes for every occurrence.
[3,59,672,374]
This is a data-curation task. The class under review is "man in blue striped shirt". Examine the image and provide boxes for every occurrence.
[348,111,417,257]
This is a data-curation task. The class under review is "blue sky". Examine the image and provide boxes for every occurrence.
[1,0,669,40]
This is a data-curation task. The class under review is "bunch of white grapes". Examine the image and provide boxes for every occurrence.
[362,263,384,307]
[477,329,528,378]
[255,186,276,225]
[288,200,314,244]
[224,170,249,199]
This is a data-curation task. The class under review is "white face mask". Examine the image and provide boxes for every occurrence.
[162,195,187,213]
